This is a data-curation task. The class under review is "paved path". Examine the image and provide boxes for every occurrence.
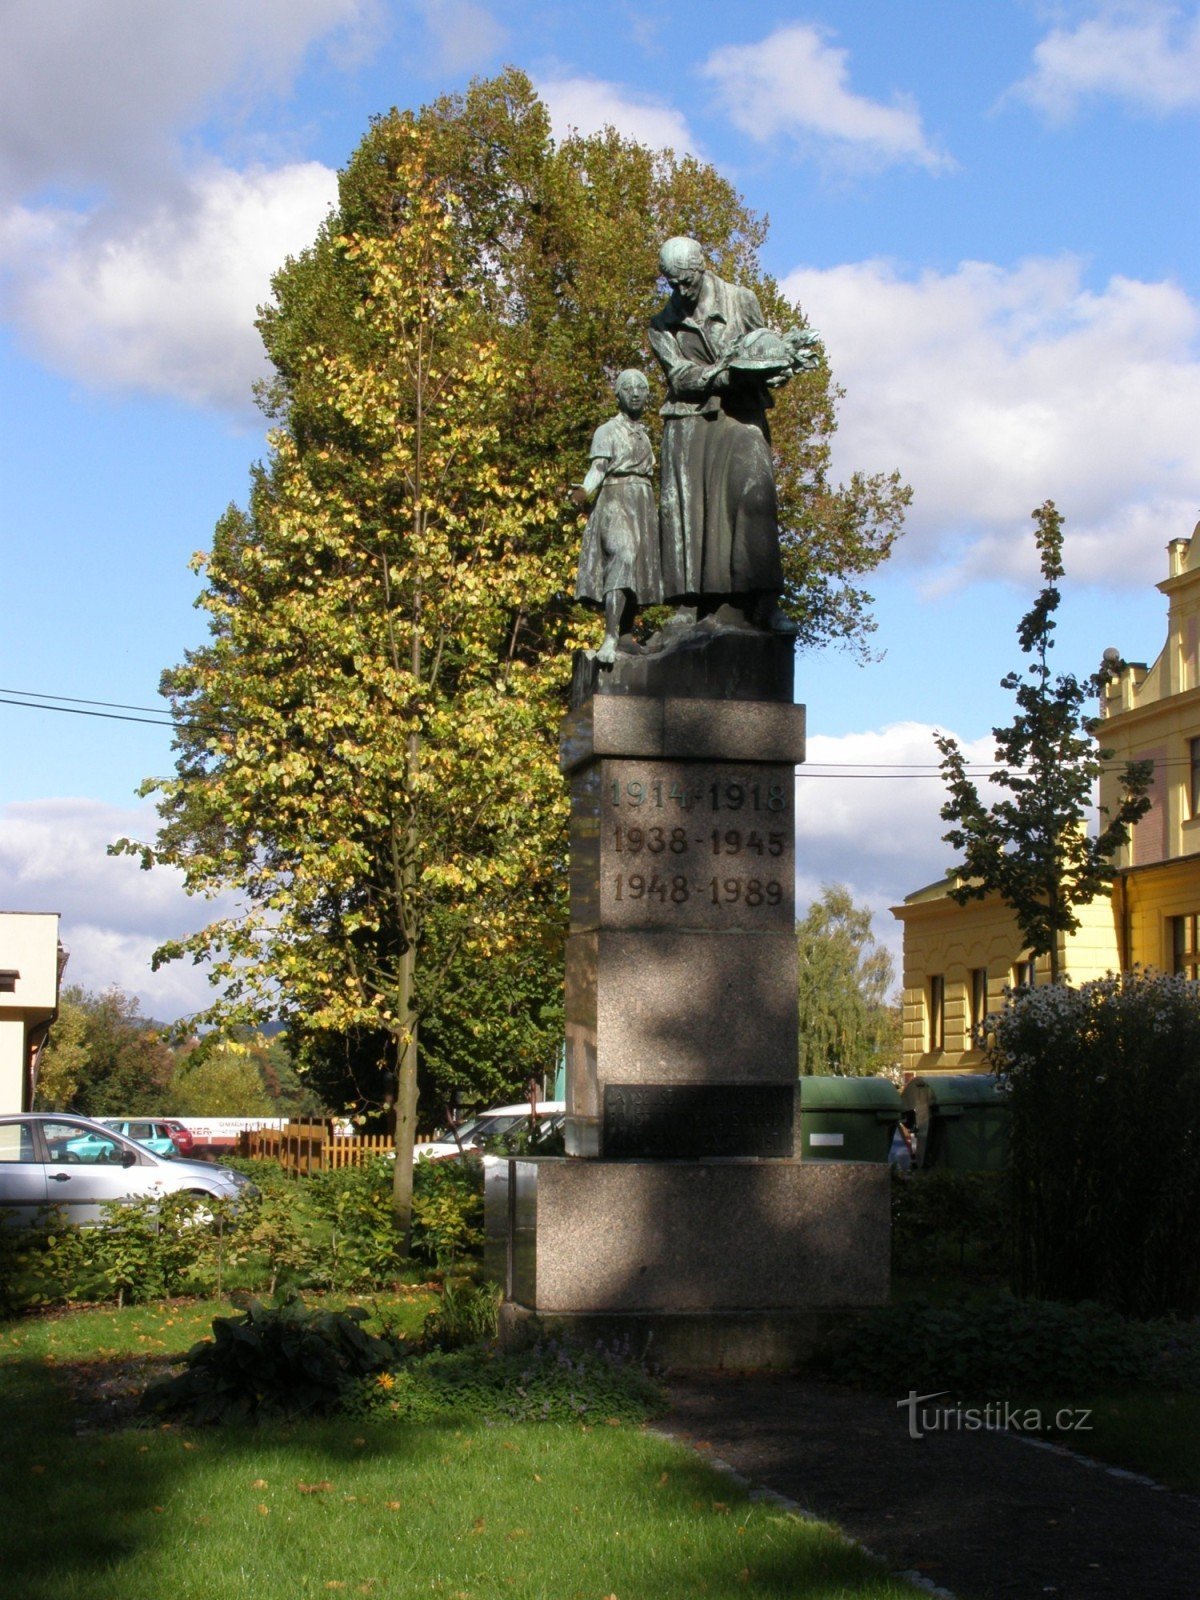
[664,1375,1200,1600]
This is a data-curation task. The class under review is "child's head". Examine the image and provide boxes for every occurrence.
[614,368,650,417]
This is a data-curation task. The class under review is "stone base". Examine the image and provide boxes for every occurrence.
[498,1301,871,1371]
[484,1155,889,1371]
[570,617,794,708]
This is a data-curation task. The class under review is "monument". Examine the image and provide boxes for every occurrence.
[486,239,889,1367]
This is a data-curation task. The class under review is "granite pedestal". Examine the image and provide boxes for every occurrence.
[487,621,890,1367]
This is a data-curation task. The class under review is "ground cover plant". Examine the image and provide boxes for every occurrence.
[818,1291,1200,1492]
[1,1299,924,1600]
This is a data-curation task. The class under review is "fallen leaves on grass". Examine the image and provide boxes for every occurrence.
[298,1480,334,1494]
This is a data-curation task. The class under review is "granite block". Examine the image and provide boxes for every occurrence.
[566,927,799,1090]
[662,700,805,764]
[572,758,795,933]
[501,1158,890,1314]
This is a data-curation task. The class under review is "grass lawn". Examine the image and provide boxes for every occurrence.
[2,1300,922,1600]
[1049,1394,1200,1493]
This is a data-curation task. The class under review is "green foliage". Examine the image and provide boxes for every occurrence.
[891,1170,1011,1283]
[89,1192,220,1307]
[796,884,900,1075]
[419,1277,500,1349]
[239,1191,316,1295]
[32,997,89,1110]
[91,1196,178,1308]
[171,1039,275,1115]
[36,986,177,1117]
[350,1339,666,1425]
[142,1295,404,1423]
[410,1156,484,1266]
[0,1212,91,1314]
[936,503,1151,982]
[820,1293,1200,1398]
[309,1158,406,1289]
[988,971,1200,1316]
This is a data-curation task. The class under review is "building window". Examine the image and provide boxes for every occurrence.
[0,970,17,993]
[969,968,989,1042]
[927,974,945,1052]
[1172,914,1200,979]
[1191,740,1200,820]
[1013,958,1036,991]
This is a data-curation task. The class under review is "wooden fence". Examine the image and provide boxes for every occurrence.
[239,1120,413,1176]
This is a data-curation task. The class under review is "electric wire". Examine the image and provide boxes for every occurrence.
[0,685,1185,779]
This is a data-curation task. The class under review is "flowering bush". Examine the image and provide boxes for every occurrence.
[988,971,1200,1316]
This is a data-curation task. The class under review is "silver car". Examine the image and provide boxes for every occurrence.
[0,1113,253,1227]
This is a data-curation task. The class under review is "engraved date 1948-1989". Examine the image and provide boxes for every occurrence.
[613,873,784,906]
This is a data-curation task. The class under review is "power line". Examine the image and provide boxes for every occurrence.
[0,696,175,729]
[0,686,168,716]
[0,685,1188,779]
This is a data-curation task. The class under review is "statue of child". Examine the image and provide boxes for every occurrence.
[571,369,663,665]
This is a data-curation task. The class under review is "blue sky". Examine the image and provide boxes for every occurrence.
[1,0,1198,1019]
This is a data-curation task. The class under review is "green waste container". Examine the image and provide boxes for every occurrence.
[798,1076,902,1162]
[901,1073,1008,1171]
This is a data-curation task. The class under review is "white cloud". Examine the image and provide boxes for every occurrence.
[536,76,699,155]
[0,161,337,415]
[795,722,997,984]
[781,255,1200,589]
[418,0,506,73]
[0,799,238,1022]
[1012,2,1200,120]
[701,23,951,172]
[0,0,377,200]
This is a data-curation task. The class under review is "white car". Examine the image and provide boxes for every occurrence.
[0,1113,255,1227]
[416,1101,565,1161]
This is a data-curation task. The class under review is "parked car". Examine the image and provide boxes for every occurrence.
[160,1119,195,1157]
[416,1101,565,1161]
[99,1119,180,1160]
[0,1114,255,1227]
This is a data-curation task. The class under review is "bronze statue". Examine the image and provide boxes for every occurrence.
[572,369,663,664]
[648,236,819,637]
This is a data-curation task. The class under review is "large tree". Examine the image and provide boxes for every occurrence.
[120,71,906,1241]
[936,502,1152,983]
[796,885,900,1076]
[34,986,177,1117]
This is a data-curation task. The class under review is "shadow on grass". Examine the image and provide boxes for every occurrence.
[0,1361,914,1600]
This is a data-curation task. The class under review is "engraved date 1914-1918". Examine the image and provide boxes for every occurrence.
[609,777,787,813]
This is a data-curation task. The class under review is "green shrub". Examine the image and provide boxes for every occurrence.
[142,1294,404,1423]
[989,972,1200,1316]
[892,1169,1011,1282]
[817,1294,1200,1397]
[411,1158,483,1266]
[0,1210,95,1313]
[350,1339,666,1425]
[309,1158,405,1288]
[420,1277,500,1349]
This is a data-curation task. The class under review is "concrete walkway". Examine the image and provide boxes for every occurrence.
[664,1375,1200,1600]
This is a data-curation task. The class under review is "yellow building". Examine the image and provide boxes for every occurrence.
[0,912,65,1113]
[893,520,1200,1078]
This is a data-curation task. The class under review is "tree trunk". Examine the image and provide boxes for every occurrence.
[390,941,420,1252]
